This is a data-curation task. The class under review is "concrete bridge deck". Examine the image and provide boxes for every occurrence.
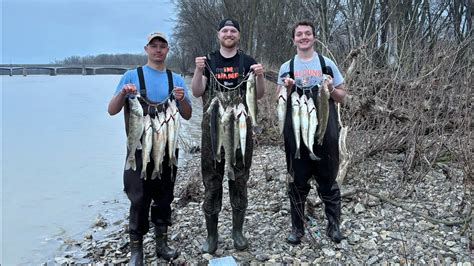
[0,64,138,76]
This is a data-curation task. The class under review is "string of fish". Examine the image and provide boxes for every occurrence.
[124,95,181,181]
[204,62,258,181]
[277,69,330,160]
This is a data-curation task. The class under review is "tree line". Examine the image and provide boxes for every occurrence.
[55,54,147,66]
[170,0,471,74]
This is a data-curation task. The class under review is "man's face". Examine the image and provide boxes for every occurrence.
[218,26,240,49]
[145,38,169,62]
[293,25,315,50]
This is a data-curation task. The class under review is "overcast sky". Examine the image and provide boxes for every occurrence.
[1,0,176,64]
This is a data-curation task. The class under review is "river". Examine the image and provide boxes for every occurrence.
[1,75,202,264]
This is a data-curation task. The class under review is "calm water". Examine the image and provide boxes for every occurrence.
[1,75,202,264]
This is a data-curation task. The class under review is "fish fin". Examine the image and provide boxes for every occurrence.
[309,153,322,161]
[294,148,300,159]
[137,142,143,150]
[228,169,235,181]
[140,170,147,179]
[317,137,324,146]
[151,170,158,180]
[125,153,136,171]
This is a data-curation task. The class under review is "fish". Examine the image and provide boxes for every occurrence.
[169,100,180,167]
[151,112,168,179]
[166,102,176,167]
[246,72,258,127]
[216,102,225,162]
[140,115,153,179]
[206,97,221,162]
[125,96,144,171]
[291,91,301,159]
[236,103,247,164]
[221,106,235,181]
[307,97,321,160]
[233,105,240,166]
[300,94,310,152]
[277,86,287,135]
[317,77,330,145]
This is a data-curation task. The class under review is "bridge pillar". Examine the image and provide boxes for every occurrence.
[50,68,57,76]
[92,68,96,75]
[23,67,27,76]
[82,65,87,75]
[10,67,13,76]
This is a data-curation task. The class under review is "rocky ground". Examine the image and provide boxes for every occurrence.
[55,145,472,265]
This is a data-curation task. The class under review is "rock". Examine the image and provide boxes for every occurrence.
[50,146,472,265]
[354,203,366,214]
[362,239,378,250]
[202,254,213,261]
[255,253,269,262]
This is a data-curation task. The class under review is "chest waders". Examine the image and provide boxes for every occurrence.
[200,51,251,254]
[123,67,179,263]
[284,54,344,245]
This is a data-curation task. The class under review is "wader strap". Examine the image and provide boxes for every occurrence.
[289,58,295,80]
[137,66,146,97]
[318,53,334,78]
[166,69,175,100]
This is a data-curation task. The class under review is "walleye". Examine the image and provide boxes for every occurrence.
[246,72,257,127]
[233,105,240,166]
[168,100,180,167]
[151,112,168,179]
[140,115,153,179]
[216,103,224,162]
[277,86,287,135]
[235,103,247,163]
[221,106,235,181]
[206,97,221,162]
[291,91,301,159]
[307,97,320,160]
[300,94,310,152]
[166,103,176,167]
[125,96,144,171]
[317,77,330,145]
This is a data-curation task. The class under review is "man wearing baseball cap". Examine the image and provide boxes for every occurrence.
[191,18,266,254]
[108,31,192,264]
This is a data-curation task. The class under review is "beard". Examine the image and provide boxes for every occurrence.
[219,38,239,49]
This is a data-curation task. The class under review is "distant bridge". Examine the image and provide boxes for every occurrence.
[0,64,138,76]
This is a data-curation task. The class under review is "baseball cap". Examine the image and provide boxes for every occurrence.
[146,32,168,45]
[218,18,240,32]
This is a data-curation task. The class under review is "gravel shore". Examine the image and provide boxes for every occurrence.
[55,145,472,265]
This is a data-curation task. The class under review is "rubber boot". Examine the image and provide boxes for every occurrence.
[201,214,218,254]
[129,234,144,266]
[155,225,179,261]
[321,188,344,243]
[287,200,305,245]
[232,209,248,250]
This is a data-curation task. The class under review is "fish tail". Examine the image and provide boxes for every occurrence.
[309,152,322,161]
[125,153,136,171]
[318,136,324,146]
[295,148,300,159]
[140,169,147,179]
[228,169,235,181]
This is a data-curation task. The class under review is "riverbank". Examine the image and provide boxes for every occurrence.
[53,144,472,264]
